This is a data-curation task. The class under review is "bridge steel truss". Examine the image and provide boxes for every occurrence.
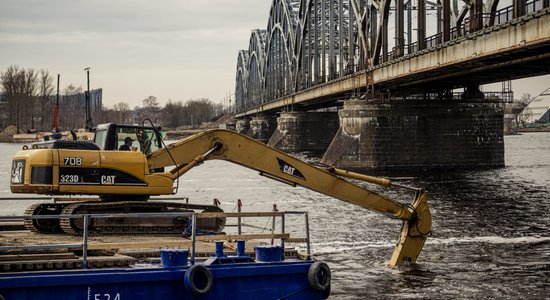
[235,0,550,113]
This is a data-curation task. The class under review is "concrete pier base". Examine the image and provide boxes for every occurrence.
[268,112,339,153]
[322,99,504,169]
[225,118,237,131]
[249,116,277,143]
[235,118,250,135]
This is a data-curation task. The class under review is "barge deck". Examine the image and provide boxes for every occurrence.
[0,230,302,272]
[0,209,330,299]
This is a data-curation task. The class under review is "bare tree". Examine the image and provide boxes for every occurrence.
[113,102,131,124]
[519,108,533,126]
[0,66,38,133]
[132,105,146,124]
[0,65,20,129]
[184,98,215,127]
[161,100,185,128]
[212,102,227,117]
[142,96,160,123]
[38,70,54,130]
[22,69,38,130]
[2,67,233,132]
[519,93,534,105]
[512,93,535,127]
[98,106,116,124]
[157,98,227,128]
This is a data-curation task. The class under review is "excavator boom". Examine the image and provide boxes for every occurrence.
[148,129,432,267]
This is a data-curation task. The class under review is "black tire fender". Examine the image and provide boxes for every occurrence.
[308,261,331,292]
[184,264,213,295]
[322,283,331,299]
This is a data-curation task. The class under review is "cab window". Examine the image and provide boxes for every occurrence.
[139,129,162,155]
[94,130,108,149]
[116,128,139,151]
[113,127,162,155]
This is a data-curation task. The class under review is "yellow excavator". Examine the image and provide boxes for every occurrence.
[10,123,431,267]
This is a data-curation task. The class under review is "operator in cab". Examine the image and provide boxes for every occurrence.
[119,137,133,151]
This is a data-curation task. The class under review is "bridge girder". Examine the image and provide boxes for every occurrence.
[247,29,267,107]
[234,0,549,113]
[235,50,249,112]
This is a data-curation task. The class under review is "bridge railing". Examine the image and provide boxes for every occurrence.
[396,0,543,61]
[491,6,515,25]
[375,0,546,65]
[526,0,546,13]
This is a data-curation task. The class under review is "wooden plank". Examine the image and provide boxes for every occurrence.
[195,233,290,241]
[64,234,290,251]
[223,241,237,251]
[283,238,308,243]
[0,253,78,262]
[89,254,136,262]
[0,255,136,272]
[197,212,283,218]
[0,254,136,265]
[68,240,194,251]
[240,223,272,230]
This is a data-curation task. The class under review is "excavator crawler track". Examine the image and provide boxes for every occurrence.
[58,201,225,236]
[24,203,65,233]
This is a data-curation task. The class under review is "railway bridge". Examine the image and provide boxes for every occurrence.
[234,0,550,169]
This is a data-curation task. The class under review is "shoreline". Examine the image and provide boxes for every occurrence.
[516,127,550,133]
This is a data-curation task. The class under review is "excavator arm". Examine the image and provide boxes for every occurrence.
[148,129,432,267]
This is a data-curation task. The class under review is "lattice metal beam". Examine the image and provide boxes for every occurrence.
[235,0,543,112]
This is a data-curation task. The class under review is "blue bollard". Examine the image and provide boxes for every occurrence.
[215,241,225,257]
[236,240,245,256]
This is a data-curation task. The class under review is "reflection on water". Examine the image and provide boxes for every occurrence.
[1,132,549,299]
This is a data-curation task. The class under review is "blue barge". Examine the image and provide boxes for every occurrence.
[0,258,329,299]
[0,210,331,299]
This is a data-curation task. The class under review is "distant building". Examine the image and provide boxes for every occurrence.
[57,88,103,129]
[525,87,550,123]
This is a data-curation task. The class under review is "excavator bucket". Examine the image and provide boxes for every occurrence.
[388,190,432,267]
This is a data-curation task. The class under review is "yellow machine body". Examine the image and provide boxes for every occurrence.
[11,148,173,196]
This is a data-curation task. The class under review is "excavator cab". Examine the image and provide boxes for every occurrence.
[93,123,164,156]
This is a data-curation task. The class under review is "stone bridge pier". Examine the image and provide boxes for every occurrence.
[267,111,339,153]
[321,97,504,170]
[248,116,277,143]
[235,117,250,135]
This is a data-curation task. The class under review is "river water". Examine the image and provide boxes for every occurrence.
[1,132,549,299]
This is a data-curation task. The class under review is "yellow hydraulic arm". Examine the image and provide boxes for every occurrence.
[148,129,432,267]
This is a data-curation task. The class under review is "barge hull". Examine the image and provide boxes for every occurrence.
[0,261,324,300]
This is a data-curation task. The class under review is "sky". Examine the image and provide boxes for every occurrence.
[0,0,273,108]
[1,0,549,109]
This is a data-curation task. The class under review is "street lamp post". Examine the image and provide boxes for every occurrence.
[53,74,60,131]
[84,67,93,130]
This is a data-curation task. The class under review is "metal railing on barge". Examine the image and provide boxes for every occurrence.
[0,203,312,271]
